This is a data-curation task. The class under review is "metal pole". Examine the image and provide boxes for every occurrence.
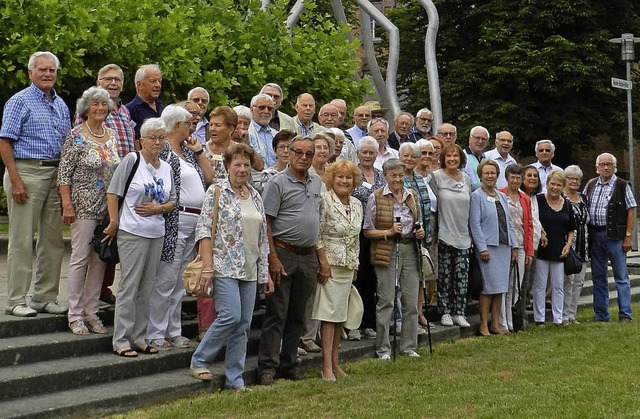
[627,60,637,250]
[416,0,443,130]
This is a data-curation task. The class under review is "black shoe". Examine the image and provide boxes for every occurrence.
[280,366,304,381]
[181,310,197,321]
[259,373,275,386]
[99,294,116,306]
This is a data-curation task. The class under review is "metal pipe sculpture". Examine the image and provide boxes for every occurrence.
[416,0,442,129]
[286,0,305,29]
[358,6,391,110]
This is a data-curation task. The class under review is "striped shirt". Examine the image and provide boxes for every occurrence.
[0,84,70,159]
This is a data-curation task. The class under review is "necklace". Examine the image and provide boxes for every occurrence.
[482,187,497,197]
[231,183,247,198]
[85,122,105,138]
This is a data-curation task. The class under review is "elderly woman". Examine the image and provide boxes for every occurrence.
[105,118,176,357]
[533,169,575,326]
[470,160,518,335]
[427,136,444,172]
[499,164,534,331]
[348,137,387,341]
[398,142,432,329]
[414,139,435,179]
[429,144,472,328]
[310,131,335,184]
[520,165,545,312]
[260,129,296,192]
[145,105,213,351]
[204,106,237,184]
[563,165,589,325]
[190,143,274,389]
[313,160,363,381]
[58,86,120,335]
[368,118,398,170]
[364,158,425,359]
[233,105,264,172]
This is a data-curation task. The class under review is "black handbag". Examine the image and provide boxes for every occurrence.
[92,218,119,263]
[564,247,583,275]
[510,262,525,332]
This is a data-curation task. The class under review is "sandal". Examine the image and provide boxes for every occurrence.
[70,320,90,336]
[114,347,138,358]
[190,365,213,381]
[169,336,191,348]
[134,344,159,354]
[149,339,172,351]
[86,319,107,334]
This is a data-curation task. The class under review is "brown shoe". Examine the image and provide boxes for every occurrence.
[619,317,632,324]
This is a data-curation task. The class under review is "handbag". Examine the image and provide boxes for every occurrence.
[344,285,364,330]
[420,245,435,280]
[183,185,220,297]
[564,247,582,275]
[510,262,526,332]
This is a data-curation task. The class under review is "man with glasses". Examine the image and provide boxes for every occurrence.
[462,126,489,191]
[408,108,433,142]
[347,105,372,146]
[260,82,296,133]
[387,112,414,150]
[584,153,636,323]
[126,64,164,147]
[484,130,517,189]
[437,123,458,146]
[318,103,357,163]
[187,87,210,143]
[248,94,278,167]
[293,93,320,136]
[532,139,561,192]
[258,135,328,385]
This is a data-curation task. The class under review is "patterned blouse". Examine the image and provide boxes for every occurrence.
[57,125,120,220]
[195,178,269,284]
[352,165,386,209]
[204,142,227,185]
[404,172,431,245]
[506,195,525,247]
[317,190,363,270]
[568,193,590,261]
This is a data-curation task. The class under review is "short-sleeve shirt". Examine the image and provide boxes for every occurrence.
[125,95,164,139]
[262,167,322,248]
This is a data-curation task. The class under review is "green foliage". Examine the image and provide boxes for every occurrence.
[0,0,367,115]
[387,0,640,163]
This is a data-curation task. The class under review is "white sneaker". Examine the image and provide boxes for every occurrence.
[405,350,420,358]
[378,354,391,360]
[29,301,67,315]
[417,327,427,336]
[452,315,471,328]
[362,328,377,339]
[440,314,454,327]
[5,304,37,317]
[297,347,307,357]
[347,329,361,341]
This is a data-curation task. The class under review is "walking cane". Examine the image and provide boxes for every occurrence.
[415,232,433,354]
[392,217,401,361]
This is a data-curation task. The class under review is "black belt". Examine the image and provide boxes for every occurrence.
[178,206,201,215]
[590,225,606,231]
[40,159,60,167]
[273,238,316,255]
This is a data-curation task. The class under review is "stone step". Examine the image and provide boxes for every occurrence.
[580,274,640,296]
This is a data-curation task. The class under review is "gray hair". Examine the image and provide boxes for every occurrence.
[140,118,167,138]
[394,111,414,127]
[596,153,618,173]
[382,158,404,175]
[399,142,419,157]
[311,132,335,154]
[187,87,209,102]
[470,125,489,139]
[134,64,161,84]
[564,164,584,179]
[250,93,274,107]
[260,83,284,98]
[416,138,434,151]
[28,51,60,71]
[233,105,252,121]
[367,118,389,133]
[357,136,378,151]
[75,87,114,119]
[330,98,346,107]
[535,139,555,152]
[329,127,345,140]
[416,108,433,118]
[160,104,192,133]
[97,64,124,81]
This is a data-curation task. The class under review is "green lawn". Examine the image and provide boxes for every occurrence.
[0,223,70,237]
[116,305,640,419]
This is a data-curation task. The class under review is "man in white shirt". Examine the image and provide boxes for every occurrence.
[532,139,561,192]
[484,130,517,189]
[346,105,371,145]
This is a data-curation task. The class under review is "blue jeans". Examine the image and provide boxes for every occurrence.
[590,229,632,320]
[191,278,257,389]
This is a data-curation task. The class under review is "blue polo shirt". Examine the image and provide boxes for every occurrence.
[125,95,164,139]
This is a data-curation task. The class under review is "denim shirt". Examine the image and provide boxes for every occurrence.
[195,178,269,284]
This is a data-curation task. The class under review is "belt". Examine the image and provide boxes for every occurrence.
[590,225,606,231]
[273,238,316,255]
[40,159,60,167]
[178,205,201,215]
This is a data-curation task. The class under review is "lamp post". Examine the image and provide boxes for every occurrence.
[610,33,640,250]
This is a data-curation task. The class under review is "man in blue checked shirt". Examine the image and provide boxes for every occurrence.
[0,51,71,318]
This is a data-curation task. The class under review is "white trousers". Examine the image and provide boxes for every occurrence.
[533,259,564,324]
[563,261,587,321]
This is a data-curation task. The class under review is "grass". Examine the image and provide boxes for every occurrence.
[0,223,70,237]
[115,304,640,419]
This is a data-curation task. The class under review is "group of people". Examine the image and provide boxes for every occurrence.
[1,51,636,390]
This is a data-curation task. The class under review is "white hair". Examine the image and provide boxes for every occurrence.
[140,118,167,137]
[160,104,192,133]
[416,108,433,118]
[250,94,274,107]
[260,83,284,98]
[233,105,251,121]
[416,138,434,151]
[187,87,209,102]
[564,164,584,179]
[97,64,124,82]
[399,142,419,157]
[394,111,414,127]
[535,139,555,152]
[357,136,378,151]
[76,87,114,118]
[28,51,60,71]
[470,125,489,139]
[135,64,161,84]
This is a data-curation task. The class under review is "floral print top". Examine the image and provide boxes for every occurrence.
[317,190,363,270]
[57,125,120,220]
[195,178,269,284]
[204,143,227,185]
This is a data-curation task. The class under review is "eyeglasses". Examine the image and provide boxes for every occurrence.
[537,148,552,153]
[145,135,166,143]
[275,145,288,151]
[598,162,615,167]
[319,113,338,118]
[290,149,314,159]
[190,98,208,104]
[254,105,274,112]
[99,76,123,84]
[471,134,488,142]
[566,176,581,182]
[416,117,433,123]
[421,151,434,156]
[438,131,455,137]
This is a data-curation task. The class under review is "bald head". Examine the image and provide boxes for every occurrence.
[318,103,340,128]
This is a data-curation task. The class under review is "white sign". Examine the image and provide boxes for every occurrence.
[612,77,632,90]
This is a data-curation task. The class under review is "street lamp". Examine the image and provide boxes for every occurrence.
[609,33,640,250]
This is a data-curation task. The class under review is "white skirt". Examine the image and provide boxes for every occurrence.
[312,265,354,323]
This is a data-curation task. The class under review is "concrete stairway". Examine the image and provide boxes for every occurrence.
[1,259,639,418]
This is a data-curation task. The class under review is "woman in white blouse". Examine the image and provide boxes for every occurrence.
[313,160,363,382]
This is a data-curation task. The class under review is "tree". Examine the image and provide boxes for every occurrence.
[386,0,640,164]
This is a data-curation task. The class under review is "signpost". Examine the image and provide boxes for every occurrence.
[611,77,632,90]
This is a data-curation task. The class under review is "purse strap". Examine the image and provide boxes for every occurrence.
[118,151,141,211]
[210,185,221,239]
[510,261,521,305]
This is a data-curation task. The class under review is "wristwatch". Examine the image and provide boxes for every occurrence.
[626,231,632,237]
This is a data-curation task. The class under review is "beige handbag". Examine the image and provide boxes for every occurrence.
[420,245,435,280]
[183,185,220,297]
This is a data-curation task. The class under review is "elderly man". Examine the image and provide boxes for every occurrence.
[260,83,296,132]
[388,112,414,150]
[346,105,371,145]
[584,153,637,323]
[126,64,164,145]
[187,87,210,143]
[408,108,433,142]
[248,94,278,167]
[484,130,517,189]
[258,135,328,385]
[370,118,398,170]
[437,123,457,146]
[318,103,357,163]
[330,99,348,128]
[532,139,561,192]
[364,100,386,119]
[0,51,70,317]
[293,93,320,136]
[462,126,489,191]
